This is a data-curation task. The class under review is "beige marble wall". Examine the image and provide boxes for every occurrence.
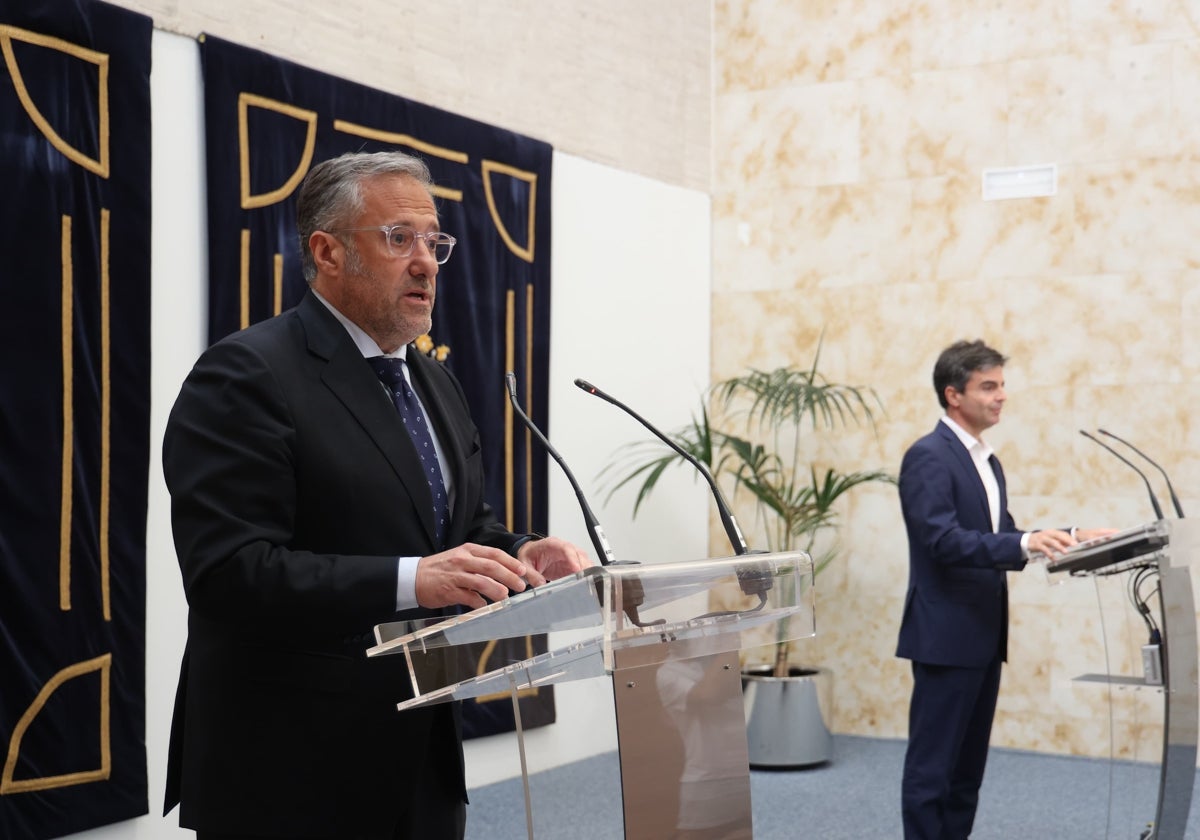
[714,0,1200,761]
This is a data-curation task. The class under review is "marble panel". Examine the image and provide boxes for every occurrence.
[1069,0,1200,48]
[1071,159,1200,275]
[910,0,1070,72]
[1008,45,1175,165]
[715,0,913,93]
[909,174,1075,283]
[1174,41,1200,157]
[905,65,1009,178]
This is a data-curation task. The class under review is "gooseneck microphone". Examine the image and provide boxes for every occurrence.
[574,378,750,556]
[1098,428,1185,518]
[1080,429,1165,520]
[506,373,615,566]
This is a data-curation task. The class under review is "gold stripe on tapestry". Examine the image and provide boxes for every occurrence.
[481,160,536,263]
[60,215,73,611]
[0,26,110,178]
[273,252,284,316]
[525,285,534,533]
[1,653,112,793]
[100,208,111,621]
[239,229,251,330]
[504,290,515,530]
[333,120,466,203]
[237,92,317,210]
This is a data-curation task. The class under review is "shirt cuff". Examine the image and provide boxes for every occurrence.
[396,556,420,611]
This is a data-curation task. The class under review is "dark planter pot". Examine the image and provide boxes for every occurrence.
[742,665,833,768]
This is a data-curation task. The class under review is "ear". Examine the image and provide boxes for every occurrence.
[943,386,961,408]
[309,230,343,276]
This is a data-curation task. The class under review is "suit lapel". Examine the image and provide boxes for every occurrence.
[297,294,440,548]
[936,421,992,529]
[990,453,1008,524]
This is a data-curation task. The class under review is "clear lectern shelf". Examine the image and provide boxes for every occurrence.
[367,551,815,710]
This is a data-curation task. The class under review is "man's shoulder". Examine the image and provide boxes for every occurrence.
[906,422,952,454]
[206,300,326,361]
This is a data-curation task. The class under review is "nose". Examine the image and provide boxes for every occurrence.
[408,239,440,275]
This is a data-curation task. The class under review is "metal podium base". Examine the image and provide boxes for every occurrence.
[612,634,753,840]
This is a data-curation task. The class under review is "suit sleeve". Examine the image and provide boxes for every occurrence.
[899,441,1026,571]
[162,338,398,630]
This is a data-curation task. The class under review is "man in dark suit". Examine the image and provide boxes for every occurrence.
[162,151,590,840]
[896,339,1110,840]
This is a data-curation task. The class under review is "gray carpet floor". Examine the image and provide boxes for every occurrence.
[465,734,1200,838]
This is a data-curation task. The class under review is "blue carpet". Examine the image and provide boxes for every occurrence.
[466,735,1200,839]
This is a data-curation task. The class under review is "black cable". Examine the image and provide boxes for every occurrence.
[1128,566,1160,642]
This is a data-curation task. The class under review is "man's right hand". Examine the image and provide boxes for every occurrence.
[414,543,540,609]
[1028,528,1076,559]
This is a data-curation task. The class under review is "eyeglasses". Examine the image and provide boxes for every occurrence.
[330,224,457,264]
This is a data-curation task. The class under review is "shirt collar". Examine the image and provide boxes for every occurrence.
[940,414,994,461]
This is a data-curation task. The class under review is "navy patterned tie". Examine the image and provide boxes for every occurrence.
[367,356,449,548]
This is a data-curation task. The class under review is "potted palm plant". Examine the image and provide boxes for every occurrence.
[602,341,893,766]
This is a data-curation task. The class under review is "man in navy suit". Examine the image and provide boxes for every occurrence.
[896,339,1110,840]
[162,151,590,839]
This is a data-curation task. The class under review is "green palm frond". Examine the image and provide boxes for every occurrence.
[599,336,895,571]
[598,405,719,516]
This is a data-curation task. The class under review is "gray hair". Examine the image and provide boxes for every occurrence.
[296,151,435,282]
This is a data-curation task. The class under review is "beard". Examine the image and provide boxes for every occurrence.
[343,244,433,350]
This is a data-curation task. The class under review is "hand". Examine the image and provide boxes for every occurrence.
[1028,528,1075,559]
[415,543,535,610]
[517,536,592,582]
[1074,527,1119,543]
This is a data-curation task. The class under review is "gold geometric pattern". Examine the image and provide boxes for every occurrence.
[333,119,467,203]
[481,160,537,263]
[2,653,112,794]
[237,92,317,210]
[0,26,109,178]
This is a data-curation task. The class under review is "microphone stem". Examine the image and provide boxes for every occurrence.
[1080,430,1165,520]
[507,375,615,565]
[1099,428,1185,518]
[575,379,750,555]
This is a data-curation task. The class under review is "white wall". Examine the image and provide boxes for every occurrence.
[81,29,710,837]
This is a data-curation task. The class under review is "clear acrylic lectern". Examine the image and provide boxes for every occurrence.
[1047,519,1199,839]
[368,551,815,839]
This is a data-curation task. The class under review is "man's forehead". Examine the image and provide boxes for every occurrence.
[969,365,1004,384]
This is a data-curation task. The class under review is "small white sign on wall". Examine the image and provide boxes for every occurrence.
[981,163,1057,201]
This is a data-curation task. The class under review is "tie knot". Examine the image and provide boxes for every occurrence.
[367,356,407,388]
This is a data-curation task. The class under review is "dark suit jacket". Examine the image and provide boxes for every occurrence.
[895,421,1026,668]
[162,292,521,837]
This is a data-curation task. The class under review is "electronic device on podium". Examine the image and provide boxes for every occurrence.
[1044,520,1169,576]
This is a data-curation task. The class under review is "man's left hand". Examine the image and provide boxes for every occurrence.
[517,536,592,583]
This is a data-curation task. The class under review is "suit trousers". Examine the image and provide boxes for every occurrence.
[901,657,1002,840]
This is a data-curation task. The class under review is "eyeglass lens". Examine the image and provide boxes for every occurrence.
[387,226,454,264]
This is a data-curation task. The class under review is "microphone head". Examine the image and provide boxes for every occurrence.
[505,371,518,399]
[574,378,596,394]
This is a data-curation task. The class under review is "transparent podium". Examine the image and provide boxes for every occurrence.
[368,551,815,839]
[1046,519,1199,839]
